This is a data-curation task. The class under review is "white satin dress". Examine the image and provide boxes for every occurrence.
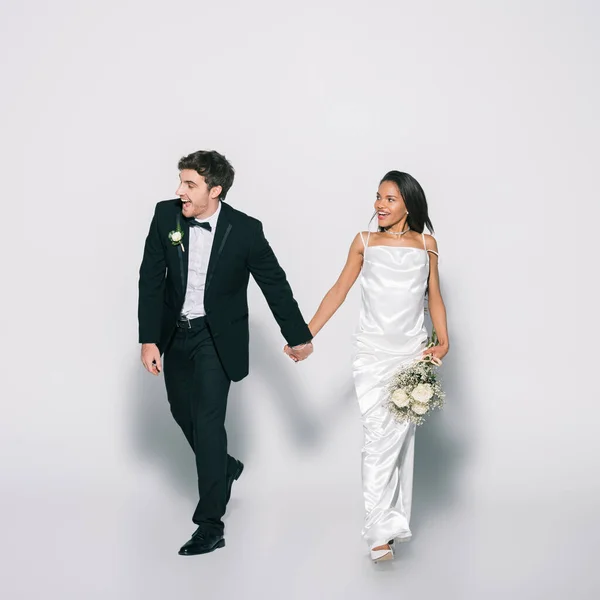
[352,231,435,549]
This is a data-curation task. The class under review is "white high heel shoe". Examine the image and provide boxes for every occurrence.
[370,541,394,563]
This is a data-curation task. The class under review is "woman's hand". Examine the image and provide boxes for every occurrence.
[421,343,449,364]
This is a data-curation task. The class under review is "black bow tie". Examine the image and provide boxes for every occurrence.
[187,219,212,232]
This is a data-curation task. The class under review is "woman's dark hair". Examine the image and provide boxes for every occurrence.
[178,150,235,200]
[378,171,434,234]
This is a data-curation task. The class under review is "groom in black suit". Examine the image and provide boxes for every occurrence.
[138,150,313,555]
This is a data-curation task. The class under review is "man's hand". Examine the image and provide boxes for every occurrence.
[141,343,162,375]
[283,342,314,363]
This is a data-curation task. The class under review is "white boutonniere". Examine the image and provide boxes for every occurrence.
[168,224,185,252]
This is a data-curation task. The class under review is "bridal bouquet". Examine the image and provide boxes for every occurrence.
[387,332,445,426]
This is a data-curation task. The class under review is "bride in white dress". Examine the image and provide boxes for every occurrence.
[286,171,449,562]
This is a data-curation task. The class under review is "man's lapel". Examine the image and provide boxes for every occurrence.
[206,202,233,293]
[175,205,190,291]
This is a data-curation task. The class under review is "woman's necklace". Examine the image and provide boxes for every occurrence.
[385,227,410,236]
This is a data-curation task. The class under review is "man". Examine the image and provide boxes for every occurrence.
[138,150,313,556]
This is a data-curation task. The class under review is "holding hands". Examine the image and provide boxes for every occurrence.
[283,342,314,363]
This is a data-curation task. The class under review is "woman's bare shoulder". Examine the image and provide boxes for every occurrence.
[423,233,438,252]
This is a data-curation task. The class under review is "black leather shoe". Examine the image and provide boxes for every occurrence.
[226,459,244,503]
[178,528,225,556]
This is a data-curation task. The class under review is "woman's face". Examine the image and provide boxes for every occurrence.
[374,180,407,229]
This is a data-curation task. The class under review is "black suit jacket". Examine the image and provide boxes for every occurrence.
[138,199,312,381]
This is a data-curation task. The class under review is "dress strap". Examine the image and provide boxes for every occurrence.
[423,232,440,258]
[360,231,371,254]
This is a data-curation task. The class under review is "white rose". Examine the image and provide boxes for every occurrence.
[411,383,434,403]
[411,401,429,415]
[391,389,410,408]
[170,231,182,242]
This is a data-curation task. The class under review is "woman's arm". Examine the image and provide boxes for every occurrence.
[307,233,365,337]
[423,235,450,360]
[285,233,365,361]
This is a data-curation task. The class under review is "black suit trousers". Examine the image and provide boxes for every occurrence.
[163,318,238,534]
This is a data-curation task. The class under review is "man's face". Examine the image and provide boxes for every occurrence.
[176,169,221,219]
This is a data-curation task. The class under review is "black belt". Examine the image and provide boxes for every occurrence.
[176,315,206,329]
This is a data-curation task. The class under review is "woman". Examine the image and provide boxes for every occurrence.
[285,171,449,562]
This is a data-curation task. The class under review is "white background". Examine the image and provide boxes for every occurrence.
[1,1,599,598]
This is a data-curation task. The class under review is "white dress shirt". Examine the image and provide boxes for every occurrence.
[180,201,222,319]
